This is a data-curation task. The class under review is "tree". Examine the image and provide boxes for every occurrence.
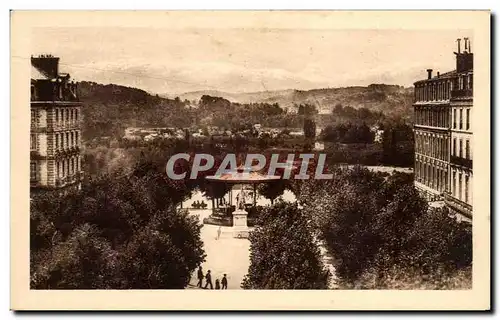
[303,118,316,139]
[118,207,206,289]
[382,121,414,167]
[257,179,287,205]
[295,167,472,289]
[31,224,118,289]
[242,202,329,289]
[319,182,381,282]
[203,182,230,209]
[30,173,206,289]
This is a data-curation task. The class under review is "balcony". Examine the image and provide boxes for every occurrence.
[55,146,81,157]
[53,120,82,131]
[450,155,473,169]
[30,178,40,187]
[444,192,472,218]
[451,89,473,99]
[55,171,83,187]
[30,150,47,160]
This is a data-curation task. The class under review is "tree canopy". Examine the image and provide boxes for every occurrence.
[242,202,330,289]
[30,164,206,289]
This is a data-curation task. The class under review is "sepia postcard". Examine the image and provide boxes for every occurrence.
[10,10,491,311]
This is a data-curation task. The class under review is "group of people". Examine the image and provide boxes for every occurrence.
[192,200,208,209]
[196,267,228,290]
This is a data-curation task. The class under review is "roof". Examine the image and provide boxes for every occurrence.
[31,65,50,80]
[205,166,282,184]
[414,70,457,85]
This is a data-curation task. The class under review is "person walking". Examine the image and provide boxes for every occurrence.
[204,270,213,289]
[196,266,204,288]
[215,279,221,289]
[221,274,228,289]
[217,226,222,240]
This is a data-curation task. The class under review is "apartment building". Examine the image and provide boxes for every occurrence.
[30,55,83,191]
[413,38,473,219]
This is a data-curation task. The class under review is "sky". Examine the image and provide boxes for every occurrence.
[31,28,473,95]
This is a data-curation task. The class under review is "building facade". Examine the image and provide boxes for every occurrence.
[413,38,473,218]
[31,55,83,191]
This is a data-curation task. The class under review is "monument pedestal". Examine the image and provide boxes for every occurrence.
[232,209,250,239]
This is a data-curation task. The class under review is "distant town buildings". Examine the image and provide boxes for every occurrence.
[413,38,473,219]
[123,127,186,141]
[370,124,384,143]
[31,55,83,191]
[123,124,300,142]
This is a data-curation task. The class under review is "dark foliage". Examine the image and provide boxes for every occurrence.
[30,164,206,289]
[296,167,472,288]
[242,202,329,289]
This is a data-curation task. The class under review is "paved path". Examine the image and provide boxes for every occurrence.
[188,209,251,290]
[316,238,339,289]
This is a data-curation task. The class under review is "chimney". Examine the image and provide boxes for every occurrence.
[455,38,473,72]
[456,38,461,53]
[426,69,433,79]
[437,71,440,77]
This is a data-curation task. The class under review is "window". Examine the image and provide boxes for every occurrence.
[466,140,470,159]
[466,109,470,130]
[436,168,440,190]
[452,171,456,197]
[30,134,37,151]
[458,173,462,201]
[453,110,457,129]
[55,109,59,123]
[75,109,79,121]
[71,132,74,147]
[459,109,463,130]
[445,170,448,190]
[66,109,69,122]
[62,160,65,177]
[465,175,469,204]
[55,134,59,151]
[66,132,69,148]
[30,162,37,181]
[459,139,463,158]
[71,158,75,175]
[31,110,36,126]
[76,132,79,147]
[70,109,73,124]
[453,138,457,156]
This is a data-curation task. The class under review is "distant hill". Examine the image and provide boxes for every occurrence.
[165,89,296,106]
[170,84,414,118]
[78,81,190,140]
[79,82,414,141]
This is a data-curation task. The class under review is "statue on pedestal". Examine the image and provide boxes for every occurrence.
[237,189,246,210]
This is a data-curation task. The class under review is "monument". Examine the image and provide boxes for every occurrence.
[232,185,249,238]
